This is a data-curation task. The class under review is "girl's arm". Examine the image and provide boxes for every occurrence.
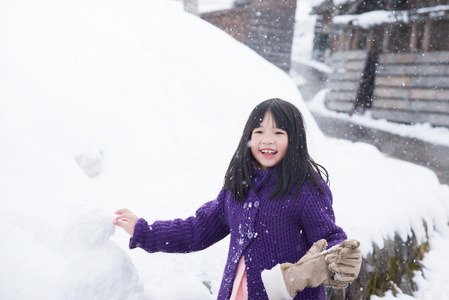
[121,189,230,254]
[300,181,347,248]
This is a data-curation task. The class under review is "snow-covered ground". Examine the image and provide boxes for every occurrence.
[1,0,448,299]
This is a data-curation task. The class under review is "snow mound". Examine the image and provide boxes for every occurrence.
[62,206,147,299]
[63,206,115,252]
[62,242,146,300]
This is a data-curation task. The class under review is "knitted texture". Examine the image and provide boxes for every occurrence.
[130,169,347,299]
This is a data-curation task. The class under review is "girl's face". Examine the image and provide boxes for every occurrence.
[250,112,288,169]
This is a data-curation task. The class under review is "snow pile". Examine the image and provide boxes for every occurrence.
[198,0,234,13]
[63,207,116,252]
[61,207,146,300]
[1,0,449,299]
[62,241,145,300]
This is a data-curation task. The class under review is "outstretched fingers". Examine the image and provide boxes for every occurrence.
[114,208,133,222]
[114,208,131,218]
[113,208,138,236]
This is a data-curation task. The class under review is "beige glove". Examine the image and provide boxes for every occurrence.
[326,239,362,282]
[280,239,347,297]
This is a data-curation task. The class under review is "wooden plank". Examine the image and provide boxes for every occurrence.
[373,87,409,99]
[245,26,294,43]
[409,22,418,53]
[376,64,449,76]
[370,109,418,124]
[375,76,412,87]
[326,81,359,91]
[375,75,449,88]
[325,100,354,112]
[372,98,449,112]
[411,76,449,88]
[379,53,415,64]
[379,51,449,64]
[330,60,365,71]
[409,88,449,100]
[371,109,449,126]
[434,115,449,127]
[325,91,357,101]
[371,98,409,110]
[374,87,449,101]
[340,60,365,71]
[327,71,362,81]
[331,50,367,62]
[422,19,431,53]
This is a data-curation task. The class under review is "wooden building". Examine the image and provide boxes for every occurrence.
[313,0,449,128]
[201,0,296,72]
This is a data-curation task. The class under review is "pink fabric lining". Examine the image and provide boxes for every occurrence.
[230,256,248,300]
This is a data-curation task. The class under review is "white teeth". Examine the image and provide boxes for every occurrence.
[261,150,276,154]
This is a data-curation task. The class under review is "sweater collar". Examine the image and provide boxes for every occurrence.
[251,167,277,191]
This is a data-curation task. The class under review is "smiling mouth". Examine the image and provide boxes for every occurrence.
[261,149,277,154]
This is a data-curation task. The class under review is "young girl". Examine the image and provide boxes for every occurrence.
[114,98,360,300]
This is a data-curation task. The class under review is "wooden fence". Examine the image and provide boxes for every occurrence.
[324,50,367,113]
[324,51,449,128]
[372,51,449,127]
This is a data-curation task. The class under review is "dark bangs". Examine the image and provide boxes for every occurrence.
[224,98,328,202]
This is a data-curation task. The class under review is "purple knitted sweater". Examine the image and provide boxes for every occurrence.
[130,169,347,299]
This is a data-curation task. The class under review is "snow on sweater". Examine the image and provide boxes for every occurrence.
[129,168,347,299]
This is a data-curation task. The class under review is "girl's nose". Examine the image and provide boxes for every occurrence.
[262,136,274,144]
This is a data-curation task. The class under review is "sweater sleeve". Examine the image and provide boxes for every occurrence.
[129,189,230,253]
[300,181,347,249]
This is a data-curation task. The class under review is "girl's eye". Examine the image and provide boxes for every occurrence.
[275,131,286,135]
[253,130,263,134]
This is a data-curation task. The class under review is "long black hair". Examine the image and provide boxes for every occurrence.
[224,98,328,202]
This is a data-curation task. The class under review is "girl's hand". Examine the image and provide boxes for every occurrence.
[113,208,138,236]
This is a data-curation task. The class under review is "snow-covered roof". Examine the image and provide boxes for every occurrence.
[334,10,408,28]
[332,5,449,28]
[415,4,449,15]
